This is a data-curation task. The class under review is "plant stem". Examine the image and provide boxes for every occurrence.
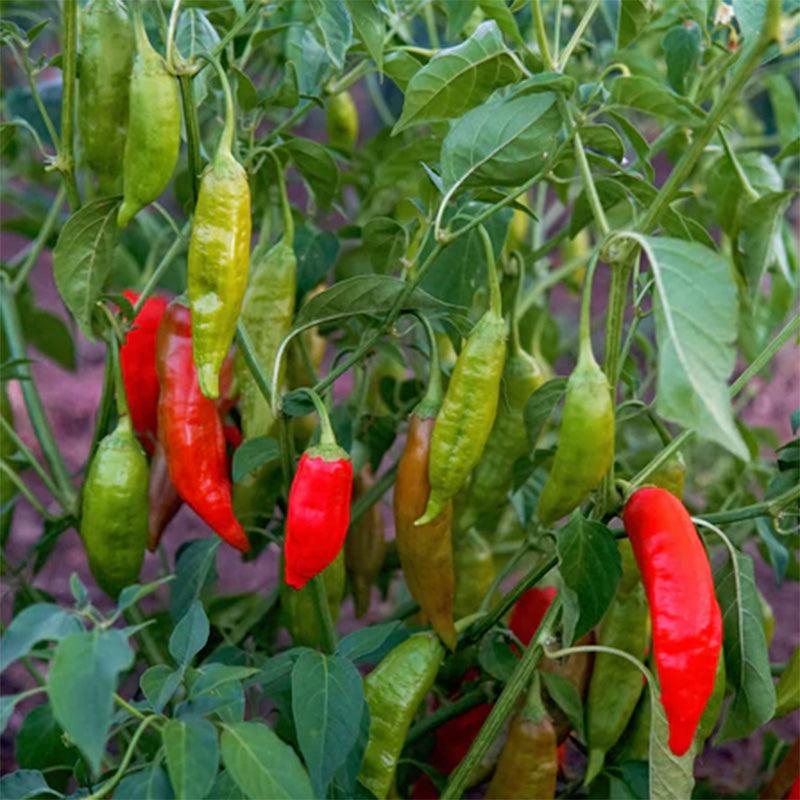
[700,485,800,524]
[309,573,337,653]
[442,596,562,799]
[59,0,81,210]
[179,74,202,207]
[558,0,600,68]
[11,186,65,293]
[132,224,190,315]
[0,462,51,519]
[531,0,555,71]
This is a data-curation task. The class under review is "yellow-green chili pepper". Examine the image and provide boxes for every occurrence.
[117,4,180,227]
[326,90,359,151]
[358,632,444,799]
[416,227,507,525]
[453,529,496,620]
[188,66,251,399]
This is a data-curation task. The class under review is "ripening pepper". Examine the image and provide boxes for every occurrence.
[584,541,650,783]
[417,230,507,525]
[509,586,558,646]
[156,301,250,553]
[346,465,387,618]
[188,75,251,400]
[80,415,148,597]
[359,632,444,799]
[119,290,168,456]
[537,333,614,525]
[78,0,133,190]
[280,551,345,648]
[486,675,558,800]
[117,4,180,227]
[395,335,457,649]
[623,487,723,756]
[453,528,496,620]
[146,440,181,551]
[284,402,353,589]
[326,90,358,151]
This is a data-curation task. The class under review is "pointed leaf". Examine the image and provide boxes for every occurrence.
[0,603,82,673]
[163,717,220,800]
[610,75,705,127]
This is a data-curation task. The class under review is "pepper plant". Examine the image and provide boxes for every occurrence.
[1,1,799,799]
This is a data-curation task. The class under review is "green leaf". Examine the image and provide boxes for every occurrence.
[648,691,695,800]
[231,436,280,482]
[291,651,365,797]
[441,85,561,193]
[116,763,175,800]
[775,647,800,717]
[714,549,776,741]
[171,539,219,622]
[164,718,220,800]
[191,663,260,696]
[285,26,329,96]
[271,62,299,108]
[523,378,567,449]
[169,600,210,667]
[616,0,651,48]
[628,236,748,459]
[294,224,340,295]
[47,629,134,774]
[557,515,621,645]
[610,75,705,127]
[330,704,370,798]
[17,294,76,371]
[442,0,478,39]
[0,770,60,799]
[309,0,352,69]
[478,0,524,45]
[737,190,793,292]
[344,0,384,71]
[335,621,409,665]
[662,22,702,95]
[382,50,422,92]
[362,217,408,272]
[581,123,626,162]
[766,74,800,149]
[280,137,339,210]
[541,671,585,739]
[209,771,247,800]
[291,275,455,331]
[0,603,81,672]
[52,197,121,339]
[1,693,22,735]
[116,577,174,615]
[141,664,182,713]
[732,0,770,42]
[16,702,77,774]
[221,721,315,799]
[392,21,520,134]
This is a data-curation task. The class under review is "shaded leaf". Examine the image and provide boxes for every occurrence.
[610,76,705,127]
[163,717,219,800]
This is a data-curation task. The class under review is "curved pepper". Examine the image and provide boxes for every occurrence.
[417,228,507,524]
[326,90,359,151]
[284,400,353,589]
[80,415,148,597]
[623,487,723,756]
[146,440,181,551]
[453,528,496,620]
[358,632,444,799]
[509,586,558,645]
[156,301,249,553]
[78,0,133,190]
[118,4,180,227]
[584,540,650,783]
[120,290,168,456]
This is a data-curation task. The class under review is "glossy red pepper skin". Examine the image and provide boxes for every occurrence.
[509,586,558,646]
[155,301,249,553]
[120,290,168,455]
[623,486,722,756]
[284,450,353,589]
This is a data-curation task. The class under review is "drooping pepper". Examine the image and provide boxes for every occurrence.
[346,464,387,618]
[358,632,445,799]
[584,540,650,783]
[326,90,359,151]
[417,227,507,525]
[284,393,353,589]
[146,440,181,551]
[80,413,148,598]
[156,301,249,553]
[188,63,251,400]
[394,323,456,649]
[504,193,530,253]
[119,290,168,456]
[623,486,723,756]
[117,4,180,227]
[485,674,558,800]
[537,256,614,525]
[453,528,496,620]
[78,0,133,191]
[280,551,345,648]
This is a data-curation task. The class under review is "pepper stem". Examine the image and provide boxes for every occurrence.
[201,53,236,157]
[578,249,600,366]
[108,329,130,421]
[521,671,547,721]
[131,2,150,53]
[302,388,337,448]
[413,313,443,418]
[265,149,295,243]
[477,224,502,316]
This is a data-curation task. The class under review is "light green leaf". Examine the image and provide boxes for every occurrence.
[648,691,695,800]
[309,0,352,69]
[141,664,182,713]
[581,123,625,162]
[169,600,210,667]
[662,22,702,95]
[617,0,651,48]
[478,0,523,45]
[171,539,219,622]
[344,0,384,70]
[116,763,175,800]
[610,75,705,127]
[279,137,339,210]
[163,718,219,800]
[393,21,520,134]
[737,190,793,292]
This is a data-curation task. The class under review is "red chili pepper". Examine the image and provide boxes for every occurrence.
[623,486,722,756]
[156,301,250,553]
[284,405,352,589]
[412,774,439,800]
[120,290,168,455]
[147,440,181,551]
[509,586,558,646]
[789,776,800,800]
[223,423,243,450]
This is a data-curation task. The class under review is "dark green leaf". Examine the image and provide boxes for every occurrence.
[523,378,567,449]
[0,770,60,799]
[478,0,524,45]
[0,603,82,672]
[116,763,175,800]
[344,0,384,70]
[171,539,219,622]
[362,217,408,273]
[541,671,585,739]
[231,437,280,482]
[16,702,77,775]
[610,76,705,127]
[615,0,651,48]
[737,190,793,292]
[335,621,409,664]
[662,22,702,95]
[141,664,182,713]
[169,601,210,667]
[294,224,340,294]
[163,717,220,800]
[442,0,478,39]
[581,123,626,162]
[280,137,339,210]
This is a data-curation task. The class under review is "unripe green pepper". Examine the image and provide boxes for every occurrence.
[560,229,591,293]
[78,0,133,191]
[118,5,180,227]
[326,90,358,151]
[280,550,344,648]
[80,415,148,597]
[359,632,444,799]
[584,541,650,783]
[453,529,496,620]
[188,71,251,400]
[504,193,531,253]
[417,228,507,525]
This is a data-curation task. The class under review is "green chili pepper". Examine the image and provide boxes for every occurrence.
[537,256,613,525]
[453,529,496,620]
[80,415,148,597]
[280,550,344,648]
[416,227,507,525]
[359,632,444,799]
[78,0,133,191]
[584,541,650,784]
[326,90,359,152]
[188,66,252,400]
[117,4,180,227]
